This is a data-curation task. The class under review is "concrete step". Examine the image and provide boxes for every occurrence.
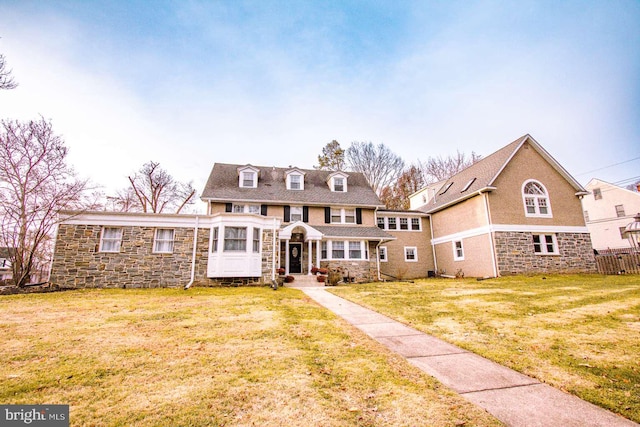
[285,274,325,287]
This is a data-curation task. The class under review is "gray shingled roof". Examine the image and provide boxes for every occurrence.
[415,134,587,214]
[313,225,395,240]
[201,163,384,207]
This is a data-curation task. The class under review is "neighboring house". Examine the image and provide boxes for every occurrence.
[0,247,12,281]
[410,134,596,277]
[581,178,640,251]
[50,134,597,288]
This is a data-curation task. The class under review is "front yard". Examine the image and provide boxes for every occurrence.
[0,287,500,427]
[329,274,640,423]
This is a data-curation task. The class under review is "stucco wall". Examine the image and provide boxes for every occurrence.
[433,233,495,278]
[380,217,434,279]
[431,196,488,237]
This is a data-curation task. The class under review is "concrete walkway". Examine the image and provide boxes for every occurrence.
[297,286,638,427]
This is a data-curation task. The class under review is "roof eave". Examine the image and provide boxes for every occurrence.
[426,186,496,214]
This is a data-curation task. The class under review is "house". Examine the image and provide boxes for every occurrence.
[50,165,397,288]
[0,247,12,282]
[410,134,596,277]
[49,134,597,289]
[581,178,640,252]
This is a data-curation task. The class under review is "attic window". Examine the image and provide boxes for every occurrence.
[286,171,305,190]
[439,182,453,195]
[461,178,476,193]
[333,177,345,192]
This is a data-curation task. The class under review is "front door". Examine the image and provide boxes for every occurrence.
[289,243,302,274]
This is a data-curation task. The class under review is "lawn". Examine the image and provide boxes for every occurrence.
[0,287,501,427]
[329,274,640,423]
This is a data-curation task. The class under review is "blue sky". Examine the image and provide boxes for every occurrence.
[0,0,638,198]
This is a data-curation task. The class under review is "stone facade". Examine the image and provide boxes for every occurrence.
[494,231,597,275]
[50,224,210,288]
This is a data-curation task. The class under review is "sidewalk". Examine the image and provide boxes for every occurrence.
[298,286,638,427]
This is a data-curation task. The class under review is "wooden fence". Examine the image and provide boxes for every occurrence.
[594,252,640,274]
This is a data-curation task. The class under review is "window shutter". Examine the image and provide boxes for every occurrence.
[261,204,268,216]
[356,208,362,224]
[225,203,232,213]
[303,206,309,223]
[284,205,291,222]
[324,207,331,224]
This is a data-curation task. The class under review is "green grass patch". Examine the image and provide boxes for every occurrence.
[0,287,501,426]
[329,274,640,423]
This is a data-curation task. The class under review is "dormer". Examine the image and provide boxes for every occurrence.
[327,171,348,192]
[237,165,259,188]
[285,168,306,190]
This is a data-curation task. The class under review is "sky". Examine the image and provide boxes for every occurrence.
[0,0,639,202]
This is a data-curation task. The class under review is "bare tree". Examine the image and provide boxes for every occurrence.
[315,140,346,171]
[0,53,18,90]
[346,141,405,194]
[0,118,90,286]
[379,164,425,210]
[125,161,196,213]
[418,150,481,183]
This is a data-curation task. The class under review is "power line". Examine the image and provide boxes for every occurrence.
[576,156,640,176]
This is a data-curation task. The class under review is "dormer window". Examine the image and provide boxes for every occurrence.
[285,169,305,190]
[238,166,259,188]
[328,172,348,192]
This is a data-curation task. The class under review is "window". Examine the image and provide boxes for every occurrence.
[379,246,387,262]
[584,210,590,222]
[241,171,256,188]
[532,234,558,255]
[224,227,247,251]
[615,205,625,218]
[377,217,385,229]
[439,182,453,195]
[344,209,356,224]
[233,204,260,214]
[523,180,552,217]
[253,228,261,253]
[287,173,304,190]
[400,218,409,230]
[619,227,627,239]
[290,206,303,222]
[154,229,175,253]
[404,247,417,262]
[453,240,464,260]
[332,241,345,259]
[461,178,476,193]
[211,227,219,253]
[100,227,123,252]
[388,217,397,230]
[349,241,361,259]
[321,241,327,259]
[593,188,602,200]
[411,218,421,230]
[333,177,344,192]
[331,208,342,223]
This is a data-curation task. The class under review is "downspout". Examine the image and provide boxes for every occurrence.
[184,216,199,290]
[375,241,383,281]
[483,193,498,277]
[429,213,438,274]
[272,217,277,281]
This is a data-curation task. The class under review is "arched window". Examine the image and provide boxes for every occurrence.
[522,180,552,217]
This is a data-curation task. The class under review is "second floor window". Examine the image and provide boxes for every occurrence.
[523,180,552,217]
[615,205,625,218]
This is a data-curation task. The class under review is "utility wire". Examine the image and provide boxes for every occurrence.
[576,156,640,176]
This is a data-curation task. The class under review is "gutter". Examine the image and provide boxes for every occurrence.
[184,216,199,290]
[428,213,438,274]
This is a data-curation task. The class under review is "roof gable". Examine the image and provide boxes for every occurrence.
[415,134,587,213]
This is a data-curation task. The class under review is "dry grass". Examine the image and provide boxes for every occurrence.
[0,287,501,426]
[329,274,640,423]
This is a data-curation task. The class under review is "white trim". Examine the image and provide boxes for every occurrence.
[153,228,175,254]
[431,224,590,245]
[404,246,418,262]
[378,245,388,262]
[453,240,464,261]
[522,179,553,218]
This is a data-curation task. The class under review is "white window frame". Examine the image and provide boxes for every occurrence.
[411,218,421,231]
[330,208,356,224]
[321,240,367,261]
[453,240,464,261]
[290,206,303,222]
[615,204,625,218]
[287,173,304,190]
[252,227,261,253]
[153,228,175,254]
[100,227,123,253]
[522,180,552,218]
[532,234,558,255]
[232,204,260,214]
[238,167,258,188]
[223,227,247,252]
[378,246,387,262]
[404,246,418,262]
[211,227,219,253]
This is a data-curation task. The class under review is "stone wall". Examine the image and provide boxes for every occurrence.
[50,224,210,288]
[494,231,597,275]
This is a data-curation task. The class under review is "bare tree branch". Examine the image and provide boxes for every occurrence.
[0,53,18,90]
[346,141,405,195]
[0,117,90,286]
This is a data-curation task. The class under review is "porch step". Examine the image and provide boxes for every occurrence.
[285,274,324,288]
